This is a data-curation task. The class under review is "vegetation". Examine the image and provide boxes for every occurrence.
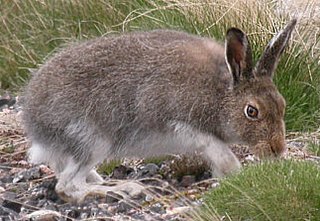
[0,0,319,131]
[308,140,320,156]
[201,160,320,221]
[98,159,122,175]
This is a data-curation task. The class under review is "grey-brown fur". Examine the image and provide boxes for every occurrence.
[22,20,297,202]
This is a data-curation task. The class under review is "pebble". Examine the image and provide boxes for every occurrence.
[179,175,196,187]
[2,192,21,213]
[25,209,62,220]
[166,206,191,215]
[0,205,20,220]
[105,191,123,203]
[111,165,133,179]
[141,163,160,176]
[245,155,256,162]
[211,182,220,188]
[13,167,42,183]
[145,194,154,202]
[117,200,135,213]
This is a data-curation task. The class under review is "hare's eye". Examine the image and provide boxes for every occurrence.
[245,105,259,119]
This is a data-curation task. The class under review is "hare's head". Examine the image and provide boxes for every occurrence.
[222,19,297,157]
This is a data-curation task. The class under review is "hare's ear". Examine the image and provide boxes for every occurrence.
[225,28,254,86]
[255,19,297,78]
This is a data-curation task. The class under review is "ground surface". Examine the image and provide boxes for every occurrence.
[0,98,319,221]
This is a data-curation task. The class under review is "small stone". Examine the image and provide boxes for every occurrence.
[12,174,24,184]
[143,163,159,176]
[0,205,19,220]
[25,209,61,220]
[0,174,13,184]
[211,182,220,188]
[111,165,132,179]
[189,195,197,200]
[13,167,42,183]
[179,175,196,187]
[166,206,191,215]
[39,165,54,175]
[107,205,118,214]
[145,194,154,202]
[245,155,255,162]
[2,192,21,213]
[66,209,81,219]
[201,171,212,180]
[105,191,123,204]
[149,202,165,214]
[170,178,179,186]
[80,212,89,219]
[117,200,134,213]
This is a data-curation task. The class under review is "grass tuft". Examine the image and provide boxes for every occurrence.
[308,140,320,156]
[201,160,320,221]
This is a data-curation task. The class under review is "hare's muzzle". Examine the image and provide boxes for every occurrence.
[269,137,286,157]
[253,135,286,158]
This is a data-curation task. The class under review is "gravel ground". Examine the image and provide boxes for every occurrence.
[0,96,319,221]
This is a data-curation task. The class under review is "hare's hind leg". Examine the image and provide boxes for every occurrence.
[56,158,146,202]
[53,141,146,202]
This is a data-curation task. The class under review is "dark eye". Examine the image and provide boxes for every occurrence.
[245,105,259,119]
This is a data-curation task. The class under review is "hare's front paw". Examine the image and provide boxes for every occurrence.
[205,143,241,177]
[211,156,241,177]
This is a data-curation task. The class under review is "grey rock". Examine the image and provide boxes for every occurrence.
[179,175,196,187]
[111,165,133,179]
[13,167,42,183]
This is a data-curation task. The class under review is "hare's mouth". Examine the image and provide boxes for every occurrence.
[252,141,286,158]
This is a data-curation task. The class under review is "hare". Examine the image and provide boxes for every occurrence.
[22,19,296,202]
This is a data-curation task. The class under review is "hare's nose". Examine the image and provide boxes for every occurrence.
[270,139,286,157]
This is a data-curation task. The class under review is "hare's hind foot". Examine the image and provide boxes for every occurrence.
[55,160,146,202]
[56,179,146,203]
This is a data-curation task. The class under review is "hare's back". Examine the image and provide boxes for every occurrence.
[24,30,228,130]
[35,29,226,81]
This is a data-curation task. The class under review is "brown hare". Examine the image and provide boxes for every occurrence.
[23,19,297,202]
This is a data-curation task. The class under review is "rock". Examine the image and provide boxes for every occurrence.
[65,208,81,219]
[2,192,21,213]
[0,174,13,184]
[117,200,135,213]
[201,171,212,180]
[0,205,20,220]
[211,182,220,188]
[166,206,192,216]
[149,202,165,214]
[107,205,118,214]
[105,191,123,204]
[24,209,62,221]
[13,167,42,183]
[145,194,154,202]
[179,175,196,187]
[245,155,256,162]
[111,165,133,179]
[141,163,159,176]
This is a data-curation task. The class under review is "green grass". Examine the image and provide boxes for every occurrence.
[308,140,320,156]
[97,159,122,175]
[0,0,319,131]
[200,160,320,221]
